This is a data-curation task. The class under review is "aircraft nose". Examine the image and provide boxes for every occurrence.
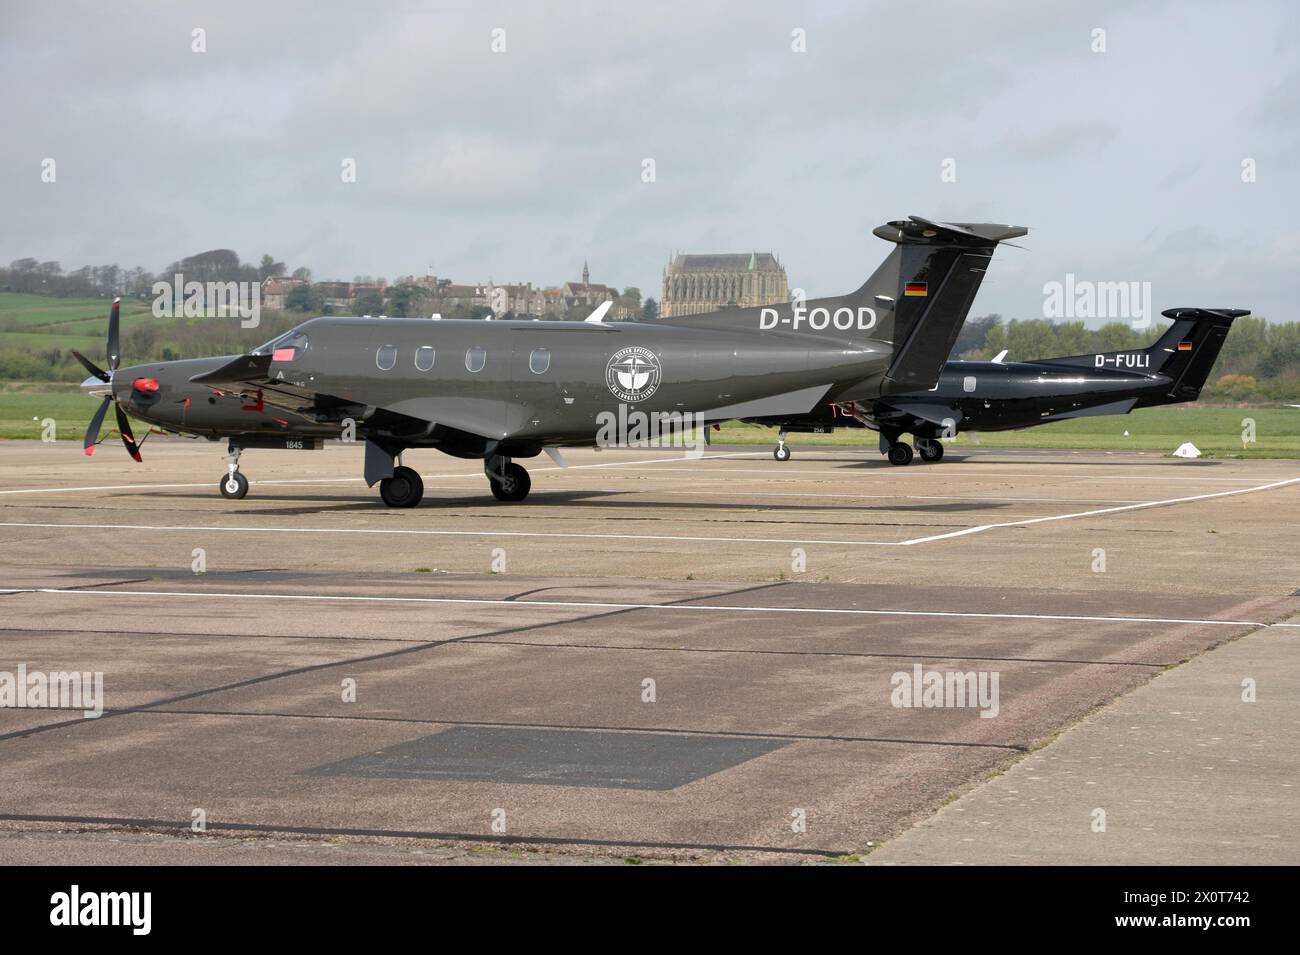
[80,374,112,398]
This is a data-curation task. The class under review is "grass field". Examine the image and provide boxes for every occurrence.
[0,293,153,337]
[1,382,1296,456]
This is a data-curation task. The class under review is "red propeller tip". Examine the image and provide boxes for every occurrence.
[84,446,95,456]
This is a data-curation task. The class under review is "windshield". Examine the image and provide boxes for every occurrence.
[252,328,310,357]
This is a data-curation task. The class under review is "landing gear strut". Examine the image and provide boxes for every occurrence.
[486,455,531,502]
[219,445,249,499]
[379,465,424,508]
[773,430,791,462]
[917,438,945,463]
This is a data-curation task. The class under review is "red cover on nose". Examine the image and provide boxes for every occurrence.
[273,347,296,362]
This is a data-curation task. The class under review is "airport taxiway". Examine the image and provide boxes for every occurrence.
[0,439,1295,863]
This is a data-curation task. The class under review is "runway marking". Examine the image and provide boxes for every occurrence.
[0,587,1271,628]
[0,451,767,496]
[2,475,1295,549]
[0,521,903,546]
[898,475,1300,545]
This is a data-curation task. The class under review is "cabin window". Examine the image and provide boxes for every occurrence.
[376,344,398,371]
[465,346,487,373]
[963,375,977,393]
[529,347,551,375]
[414,346,435,371]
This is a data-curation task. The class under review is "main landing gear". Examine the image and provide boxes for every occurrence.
[486,455,531,502]
[219,445,249,499]
[379,465,424,508]
[917,437,945,463]
[883,433,946,467]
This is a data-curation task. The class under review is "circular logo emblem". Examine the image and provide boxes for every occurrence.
[605,346,662,403]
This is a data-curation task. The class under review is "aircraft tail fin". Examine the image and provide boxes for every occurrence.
[654,215,1026,395]
[866,218,1028,395]
[1150,307,1248,400]
[1050,307,1246,399]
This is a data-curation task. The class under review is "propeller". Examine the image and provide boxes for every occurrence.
[79,298,144,461]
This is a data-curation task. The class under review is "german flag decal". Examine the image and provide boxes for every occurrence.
[904,282,928,297]
[1177,341,1194,352]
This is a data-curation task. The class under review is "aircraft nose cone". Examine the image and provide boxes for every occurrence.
[80,374,112,398]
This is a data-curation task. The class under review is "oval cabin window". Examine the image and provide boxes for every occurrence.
[465,346,486,373]
[414,346,435,371]
[376,344,398,371]
[529,348,551,375]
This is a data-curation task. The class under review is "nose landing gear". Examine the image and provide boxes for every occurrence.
[773,430,791,461]
[219,445,249,499]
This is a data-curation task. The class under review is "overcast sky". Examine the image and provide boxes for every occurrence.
[2,0,1295,323]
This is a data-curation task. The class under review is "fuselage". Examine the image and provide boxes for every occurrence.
[97,316,894,450]
[876,357,1175,435]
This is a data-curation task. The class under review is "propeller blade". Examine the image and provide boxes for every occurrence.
[114,404,142,462]
[70,349,110,382]
[83,397,111,456]
[107,297,121,371]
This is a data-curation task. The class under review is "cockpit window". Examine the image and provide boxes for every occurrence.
[258,330,309,362]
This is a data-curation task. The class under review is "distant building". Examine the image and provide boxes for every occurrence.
[488,282,546,317]
[660,251,788,317]
[562,260,617,313]
[260,276,306,311]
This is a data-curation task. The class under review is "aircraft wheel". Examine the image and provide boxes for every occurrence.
[490,463,531,502]
[918,439,944,463]
[219,471,249,499]
[773,444,791,462]
[379,465,424,508]
[887,442,914,466]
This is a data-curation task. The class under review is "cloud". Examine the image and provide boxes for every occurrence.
[0,0,1294,322]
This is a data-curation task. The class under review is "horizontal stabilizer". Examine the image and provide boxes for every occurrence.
[1160,307,1250,323]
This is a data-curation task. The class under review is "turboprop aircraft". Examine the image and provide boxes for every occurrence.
[75,215,1026,506]
[753,307,1247,464]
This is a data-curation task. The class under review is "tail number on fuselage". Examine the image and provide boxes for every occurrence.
[760,305,877,332]
[1095,353,1150,369]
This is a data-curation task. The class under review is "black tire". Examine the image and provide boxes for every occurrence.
[918,439,944,463]
[887,442,913,466]
[379,465,424,508]
[774,445,791,462]
[490,462,531,502]
[219,471,249,499]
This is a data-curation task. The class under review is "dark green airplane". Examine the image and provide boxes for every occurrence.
[753,307,1247,464]
[76,215,1026,506]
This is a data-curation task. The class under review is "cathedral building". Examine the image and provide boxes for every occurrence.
[660,251,789,317]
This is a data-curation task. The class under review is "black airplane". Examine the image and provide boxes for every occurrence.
[753,307,1247,464]
[74,216,1027,505]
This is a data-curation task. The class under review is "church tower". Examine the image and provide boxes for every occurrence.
[582,260,590,286]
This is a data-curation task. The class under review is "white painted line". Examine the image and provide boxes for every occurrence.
[0,451,765,497]
[2,476,1294,549]
[897,476,1300,545]
[0,587,1272,628]
[0,520,901,547]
